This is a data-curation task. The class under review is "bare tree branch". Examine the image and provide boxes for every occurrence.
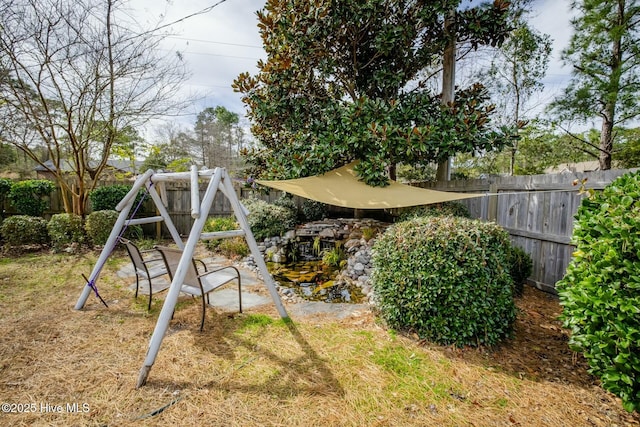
[0,0,190,214]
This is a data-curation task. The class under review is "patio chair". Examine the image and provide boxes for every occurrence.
[119,237,170,310]
[154,246,242,331]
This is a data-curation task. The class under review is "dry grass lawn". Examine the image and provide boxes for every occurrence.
[0,250,638,426]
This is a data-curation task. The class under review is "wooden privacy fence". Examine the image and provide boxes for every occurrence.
[6,168,636,293]
[146,184,285,235]
[418,169,636,293]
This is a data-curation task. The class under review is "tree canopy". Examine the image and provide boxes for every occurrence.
[0,0,188,214]
[548,0,640,170]
[480,0,552,175]
[141,106,245,175]
[234,0,516,186]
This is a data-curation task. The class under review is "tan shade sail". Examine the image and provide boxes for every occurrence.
[256,162,481,209]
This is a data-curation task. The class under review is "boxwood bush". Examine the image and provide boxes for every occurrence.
[89,185,144,211]
[85,210,119,246]
[243,198,297,241]
[47,213,85,251]
[0,215,49,247]
[84,210,142,246]
[371,216,516,347]
[557,171,640,412]
[397,201,471,221]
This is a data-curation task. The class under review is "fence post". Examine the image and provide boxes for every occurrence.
[488,181,498,222]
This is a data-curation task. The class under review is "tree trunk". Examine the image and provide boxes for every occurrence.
[599,110,614,170]
[436,9,456,182]
[598,0,624,170]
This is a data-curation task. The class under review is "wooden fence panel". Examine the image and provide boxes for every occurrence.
[423,168,637,293]
[7,168,636,292]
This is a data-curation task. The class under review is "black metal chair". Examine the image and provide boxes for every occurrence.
[154,246,242,331]
[119,237,170,310]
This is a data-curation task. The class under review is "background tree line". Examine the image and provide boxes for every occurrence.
[140,106,246,176]
[3,0,640,217]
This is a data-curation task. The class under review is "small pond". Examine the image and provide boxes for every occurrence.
[267,260,366,304]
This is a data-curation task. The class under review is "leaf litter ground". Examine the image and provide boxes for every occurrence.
[0,252,638,426]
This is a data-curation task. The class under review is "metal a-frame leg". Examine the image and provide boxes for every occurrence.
[221,170,288,319]
[135,168,290,388]
[74,188,140,310]
[136,169,223,388]
[74,170,182,310]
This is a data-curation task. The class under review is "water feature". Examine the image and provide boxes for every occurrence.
[267,260,366,303]
[248,218,390,304]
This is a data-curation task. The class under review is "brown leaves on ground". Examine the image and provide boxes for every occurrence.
[0,253,639,426]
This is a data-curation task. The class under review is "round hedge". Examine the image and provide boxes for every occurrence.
[85,210,119,246]
[557,171,640,412]
[0,215,49,247]
[47,213,85,250]
[371,216,516,347]
[243,198,297,241]
[85,210,142,246]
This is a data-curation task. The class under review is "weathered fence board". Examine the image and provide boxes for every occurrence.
[421,168,637,293]
[4,168,636,293]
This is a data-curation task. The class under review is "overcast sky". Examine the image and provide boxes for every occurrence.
[128,0,576,134]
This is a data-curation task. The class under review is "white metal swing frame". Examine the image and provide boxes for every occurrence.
[74,166,288,387]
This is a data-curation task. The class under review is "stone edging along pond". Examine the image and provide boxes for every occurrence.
[241,218,390,304]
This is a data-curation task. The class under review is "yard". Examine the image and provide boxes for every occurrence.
[0,250,638,426]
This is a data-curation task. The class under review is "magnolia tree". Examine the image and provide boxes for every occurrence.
[234,0,517,186]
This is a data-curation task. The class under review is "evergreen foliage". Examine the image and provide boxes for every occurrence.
[89,185,144,212]
[371,216,516,347]
[7,180,55,216]
[243,198,297,241]
[234,0,515,186]
[0,215,49,246]
[397,201,471,221]
[557,171,640,412]
[47,213,86,251]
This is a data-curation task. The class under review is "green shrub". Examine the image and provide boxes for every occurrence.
[557,171,640,413]
[371,216,516,347]
[243,198,297,241]
[85,209,143,246]
[47,213,85,251]
[85,210,119,246]
[89,185,144,211]
[0,178,11,201]
[273,193,298,211]
[0,215,49,247]
[0,178,10,220]
[507,245,532,296]
[322,242,346,268]
[301,199,328,221]
[7,179,56,216]
[203,216,239,251]
[397,201,471,222]
[218,237,250,259]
